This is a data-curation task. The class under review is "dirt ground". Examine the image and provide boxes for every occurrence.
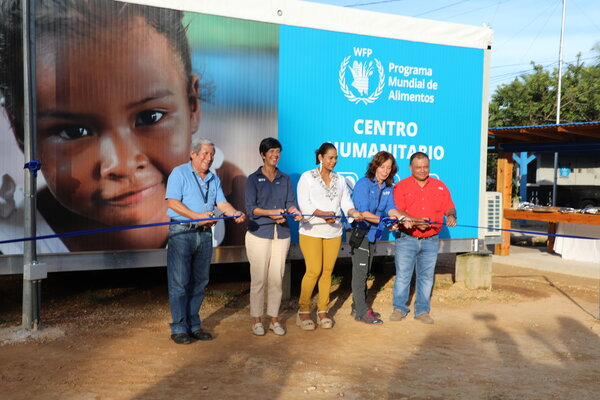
[1,254,599,400]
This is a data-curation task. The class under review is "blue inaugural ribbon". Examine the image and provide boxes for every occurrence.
[374,217,398,240]
[1,213,598,245]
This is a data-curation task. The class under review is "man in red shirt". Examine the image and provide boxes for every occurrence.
[389,152,456,324]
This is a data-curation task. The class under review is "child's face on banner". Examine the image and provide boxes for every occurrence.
[36,17,200,226]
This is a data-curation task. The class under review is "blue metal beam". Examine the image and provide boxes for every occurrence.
[499,141,600,153]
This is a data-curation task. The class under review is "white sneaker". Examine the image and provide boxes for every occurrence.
[269,322,286,336]
[252,322,265,336]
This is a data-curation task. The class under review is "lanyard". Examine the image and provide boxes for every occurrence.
[370,182,386,214]
[192,172,210,205]
[363,182,386,231]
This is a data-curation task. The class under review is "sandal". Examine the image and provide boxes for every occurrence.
[296,311,316,331]
[316,311,333,329]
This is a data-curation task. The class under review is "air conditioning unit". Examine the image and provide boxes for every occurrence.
[484,192,502,241]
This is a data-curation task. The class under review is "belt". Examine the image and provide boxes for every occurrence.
[401,230,437,240]
[413,234,437,240]
[171,220,211,232]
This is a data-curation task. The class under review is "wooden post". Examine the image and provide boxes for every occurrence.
[495,152,514,256]
[547,222,557,254]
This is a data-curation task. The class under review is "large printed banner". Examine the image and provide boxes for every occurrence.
[278,26,484,241]
[0,0,484,254]
[0,1,277,254]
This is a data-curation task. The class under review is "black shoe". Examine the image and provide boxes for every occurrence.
[351,307,381,318]
[190,329,214,341]
[355,310,384,325]
[171,333,192,344]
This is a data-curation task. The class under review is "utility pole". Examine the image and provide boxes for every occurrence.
[552,0,566,207]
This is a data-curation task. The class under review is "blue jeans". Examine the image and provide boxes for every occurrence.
[393,231,439,316]
[167,224,213,335]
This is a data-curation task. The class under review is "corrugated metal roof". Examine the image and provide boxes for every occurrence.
[488,121,600,152]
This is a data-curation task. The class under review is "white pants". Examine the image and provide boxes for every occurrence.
[245,229,291,318]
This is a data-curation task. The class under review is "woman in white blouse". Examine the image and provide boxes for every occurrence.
[296,143,362,330]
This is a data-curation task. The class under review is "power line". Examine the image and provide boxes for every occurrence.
[494,0,562,51]
[519,0,562,66]
[489,0,505,27]
[412,0,470,18]
[442,0,513,21]
[489,54,598,85]
[491,53,596,70]
[343,0,407,7]
[572,0,600,34]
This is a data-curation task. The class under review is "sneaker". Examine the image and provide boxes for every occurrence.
[414,313,434,324]
[355,310,384,325]
[269,322,286,336]
[351,307,381,318]
[252,322,265,336]
[389,309,408,322]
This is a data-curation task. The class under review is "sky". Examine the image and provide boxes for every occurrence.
[304,0,600,96]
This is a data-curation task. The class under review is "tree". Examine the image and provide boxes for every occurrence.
[489,45,600,127]
[487,44,600,200]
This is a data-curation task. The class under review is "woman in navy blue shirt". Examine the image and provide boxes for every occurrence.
[350,151,407,324]
[245,138,302,336]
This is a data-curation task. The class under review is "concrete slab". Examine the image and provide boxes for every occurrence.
[492,245,600,280]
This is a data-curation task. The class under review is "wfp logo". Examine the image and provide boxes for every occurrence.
[339,47,385,105]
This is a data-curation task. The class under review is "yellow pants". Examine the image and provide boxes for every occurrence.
[298,234,342,312]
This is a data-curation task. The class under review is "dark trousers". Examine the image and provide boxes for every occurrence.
[351,236,373,318]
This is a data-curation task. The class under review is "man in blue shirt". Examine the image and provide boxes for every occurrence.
[165,138,245,344]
